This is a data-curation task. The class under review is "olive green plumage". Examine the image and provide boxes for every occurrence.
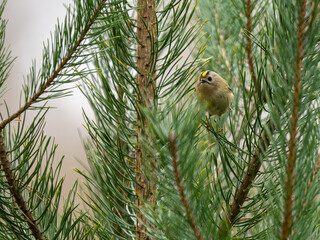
[196,70,233,117]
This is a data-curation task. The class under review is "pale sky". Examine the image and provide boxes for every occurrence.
[3,0,91,198]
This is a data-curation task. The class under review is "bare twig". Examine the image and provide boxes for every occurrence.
[0,134,45,240]
[169,131,204,240]
[280,1,306,239]
[0,0,107,130]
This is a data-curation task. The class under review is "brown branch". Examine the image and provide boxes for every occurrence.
[218,120,273,238]
[231,121,272,222]
[280,1,306,239]
[0,133,45,240]
[217,3,272,236]
[169,131,204,240]
[0,0,107,130]
[245,0,257,92]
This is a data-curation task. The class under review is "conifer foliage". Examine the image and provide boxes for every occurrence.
[0,0,320,239]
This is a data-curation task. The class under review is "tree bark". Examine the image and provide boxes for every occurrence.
[135,0,157,239]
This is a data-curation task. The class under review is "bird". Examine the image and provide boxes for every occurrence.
[196,70,233,130]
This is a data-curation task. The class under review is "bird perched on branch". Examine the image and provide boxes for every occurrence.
[196,70,233,118]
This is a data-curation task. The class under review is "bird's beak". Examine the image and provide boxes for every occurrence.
[200,80,207,84]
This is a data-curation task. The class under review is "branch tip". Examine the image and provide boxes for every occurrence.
[169,132,204,240]
[281,0,306,239]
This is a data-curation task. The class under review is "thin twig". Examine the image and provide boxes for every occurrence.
[0,133,45,240]
[280,1,306,239]
[169,131,204,240]
[245,0,257,92]
[0,0,107,130]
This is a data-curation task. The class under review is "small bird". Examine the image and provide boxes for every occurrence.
[196,70,233,117]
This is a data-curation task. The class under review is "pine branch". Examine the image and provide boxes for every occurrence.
[0,0,107,130]
[218,7,273,231]
[280,1,306,239]
[245,0,257,92]
[169,131,204,240]
[0,133,45,240]
[219,120,273,236]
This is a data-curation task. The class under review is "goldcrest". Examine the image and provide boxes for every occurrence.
[196,70,233,116]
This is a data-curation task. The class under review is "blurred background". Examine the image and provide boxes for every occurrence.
[3,1,91,199]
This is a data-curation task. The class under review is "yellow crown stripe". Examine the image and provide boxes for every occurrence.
[202,71,208,77]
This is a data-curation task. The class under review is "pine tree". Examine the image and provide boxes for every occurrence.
[0,0,320,239]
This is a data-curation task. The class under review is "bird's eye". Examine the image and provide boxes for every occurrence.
[208,77,212,81]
